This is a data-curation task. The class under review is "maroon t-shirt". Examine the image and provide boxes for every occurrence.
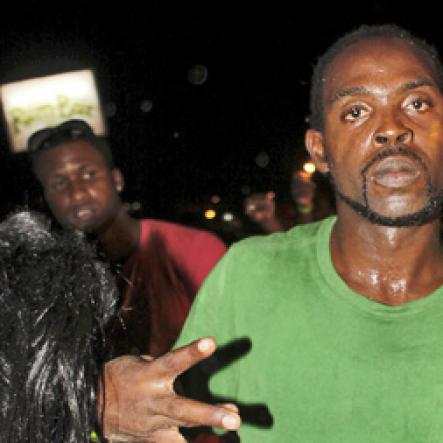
[114,219,226,357]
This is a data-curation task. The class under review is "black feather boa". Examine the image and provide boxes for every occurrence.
[0,211,117,442]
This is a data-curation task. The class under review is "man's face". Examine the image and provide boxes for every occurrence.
[314,37,443,226]
[33,140,123,232]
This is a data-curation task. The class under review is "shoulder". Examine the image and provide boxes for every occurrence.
[139,219,227,273]
[141,219,224,245]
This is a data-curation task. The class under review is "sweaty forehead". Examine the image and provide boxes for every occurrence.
[323,37,439,100]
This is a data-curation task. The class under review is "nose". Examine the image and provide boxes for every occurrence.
[69,181,88,203]
[373,112,413,147]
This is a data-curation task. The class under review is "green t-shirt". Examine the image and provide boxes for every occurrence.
[176,216,443,442]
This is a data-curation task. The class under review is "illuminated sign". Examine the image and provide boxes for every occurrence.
[0,69,106,152]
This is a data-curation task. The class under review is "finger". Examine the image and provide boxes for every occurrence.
[157,396,241,430]
[156,337,217,378]
[149,428,187,443]
[217,403,239,414]
[109,427,186,443]
[104,411,184,440]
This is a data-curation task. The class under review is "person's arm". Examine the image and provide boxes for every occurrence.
[244,192,285,233]
[98,337,240,442]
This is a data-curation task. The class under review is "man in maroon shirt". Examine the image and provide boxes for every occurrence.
[28,120,225,359]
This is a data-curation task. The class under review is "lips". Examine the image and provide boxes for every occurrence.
[74,207,94,221]
[370,156,421,188]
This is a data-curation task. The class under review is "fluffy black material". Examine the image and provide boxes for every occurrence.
[0,211,117,442]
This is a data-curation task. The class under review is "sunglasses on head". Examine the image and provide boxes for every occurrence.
[27,120,95,153]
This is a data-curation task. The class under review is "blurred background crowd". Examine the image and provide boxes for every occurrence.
[0,1,441,243]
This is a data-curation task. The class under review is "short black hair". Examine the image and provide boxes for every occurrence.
[28,119,114,170]
[308,24,443,130]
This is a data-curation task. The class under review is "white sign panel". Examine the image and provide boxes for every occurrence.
[0,69,106,152]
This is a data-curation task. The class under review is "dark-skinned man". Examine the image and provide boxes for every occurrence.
[175,24,443,441]
[28,119,226,359]
[30,23,443,442]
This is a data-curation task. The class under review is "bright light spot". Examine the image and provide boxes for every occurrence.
[0,69,105,152]
[210,195,221,204]
[223,212,234,222]
[303,162,316,174]
[204,209,217,219]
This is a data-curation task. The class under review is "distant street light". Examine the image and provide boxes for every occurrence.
[204,209,216,219]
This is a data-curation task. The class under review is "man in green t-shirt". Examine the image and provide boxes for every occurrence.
[100,24,443,442]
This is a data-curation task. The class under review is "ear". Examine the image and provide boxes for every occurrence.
[111,168,124,193]
[305,129,330,174]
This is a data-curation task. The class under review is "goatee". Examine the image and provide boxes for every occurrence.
[328,146,443,227]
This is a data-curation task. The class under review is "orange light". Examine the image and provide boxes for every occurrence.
[303,162,316,174]
[204,209,217,220]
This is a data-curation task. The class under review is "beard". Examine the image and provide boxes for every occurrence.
[327,146,443,227]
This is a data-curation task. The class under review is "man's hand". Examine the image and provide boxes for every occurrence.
[99,337,241,442]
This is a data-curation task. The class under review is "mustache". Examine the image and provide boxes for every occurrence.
[361,146,432,206]
[361,146,429,176]
[326,146,441,227]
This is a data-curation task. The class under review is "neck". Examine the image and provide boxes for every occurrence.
[95,209,140,262]
[331,204,443,305]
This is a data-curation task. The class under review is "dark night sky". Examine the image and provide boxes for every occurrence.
[0,1,442,236]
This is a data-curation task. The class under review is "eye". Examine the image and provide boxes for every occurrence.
[342,106,369,122]
[82,169,97,180]
[404,96,433,113]
[49,178,68,192]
